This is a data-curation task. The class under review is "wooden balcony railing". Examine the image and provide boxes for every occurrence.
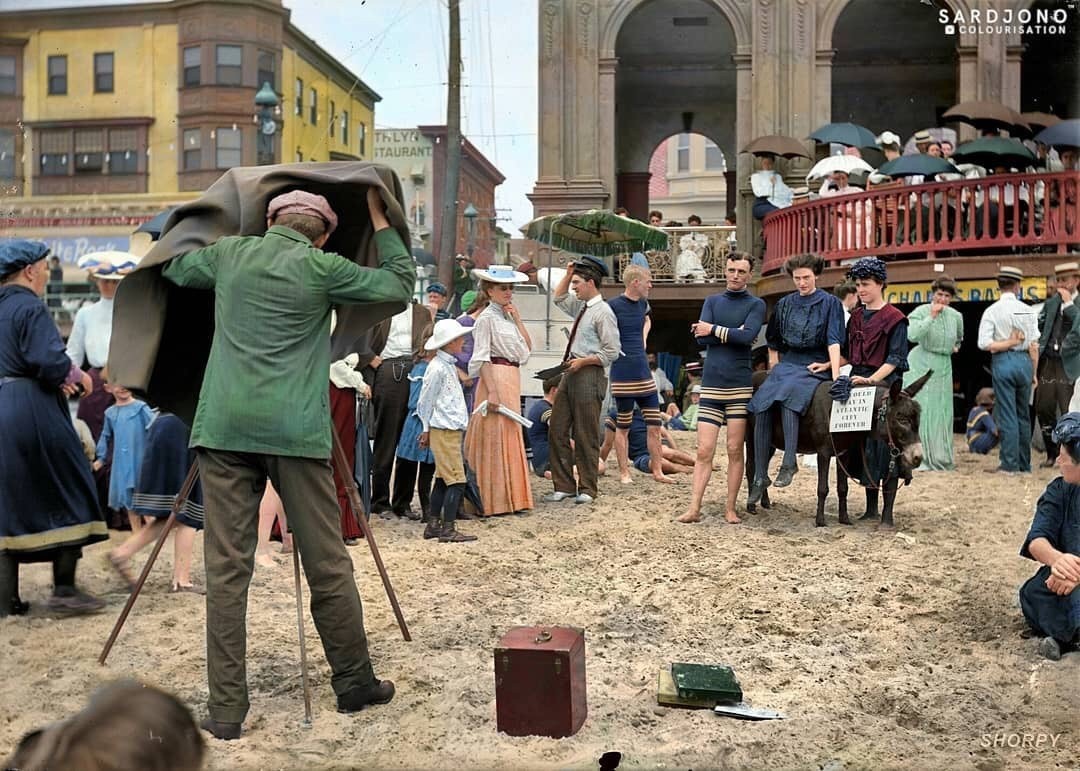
[761,170,1080,274]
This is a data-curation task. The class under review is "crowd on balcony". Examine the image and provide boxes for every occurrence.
[750,117,1080,264]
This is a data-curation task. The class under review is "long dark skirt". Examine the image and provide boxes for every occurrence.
[0,380,108,557]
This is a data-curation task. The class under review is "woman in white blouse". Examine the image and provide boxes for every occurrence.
[463,265,534,516]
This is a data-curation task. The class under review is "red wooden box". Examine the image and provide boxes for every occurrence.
[494,626,587,738]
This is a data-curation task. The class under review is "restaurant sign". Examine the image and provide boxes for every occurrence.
[885,278,1045,305]
[40,236,132,265]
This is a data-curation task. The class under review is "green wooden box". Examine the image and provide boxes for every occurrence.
[670,662,742,704]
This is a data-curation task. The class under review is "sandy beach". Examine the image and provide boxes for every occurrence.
[2,436,1076,770]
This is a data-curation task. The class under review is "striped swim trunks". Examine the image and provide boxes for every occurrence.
[698,385,753,428]
[611,377,662,426]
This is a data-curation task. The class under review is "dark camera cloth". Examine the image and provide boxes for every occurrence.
[110,162,413,424]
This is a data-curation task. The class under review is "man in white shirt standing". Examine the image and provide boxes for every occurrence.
[978,266,1040,474]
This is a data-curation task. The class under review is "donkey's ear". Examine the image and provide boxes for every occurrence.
[902,370,933,399]
[889,378,903,402]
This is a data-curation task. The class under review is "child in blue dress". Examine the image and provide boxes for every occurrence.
[392,349,436,520]
[93,379,154,534]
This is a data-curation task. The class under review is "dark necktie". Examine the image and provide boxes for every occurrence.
[563,303,589,362]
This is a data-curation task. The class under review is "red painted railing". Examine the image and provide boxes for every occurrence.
[761,170,1080,274]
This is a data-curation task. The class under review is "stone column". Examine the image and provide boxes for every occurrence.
[616,172,651,220]
[598,56,617,201]
[528,0,608,215]
[734,50,755,255]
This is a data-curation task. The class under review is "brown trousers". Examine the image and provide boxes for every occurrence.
[197,449,376,724]
[549,365,606,498]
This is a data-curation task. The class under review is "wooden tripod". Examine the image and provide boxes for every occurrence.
[99,426,411,667]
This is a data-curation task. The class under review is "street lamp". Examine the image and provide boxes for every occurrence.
[463,202,478,258]
[254,81,281,165]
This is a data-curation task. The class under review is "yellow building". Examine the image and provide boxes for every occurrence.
[0,0,379,267]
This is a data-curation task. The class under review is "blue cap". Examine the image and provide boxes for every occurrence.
[0,240,50,276]
[427,282,448,296]
[573,254,609,278]
[630,252,650,269]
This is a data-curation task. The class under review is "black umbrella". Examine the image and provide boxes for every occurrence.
[952,137,1036,169]
[807,122,878,148]
[1035,119,1080,150]
[354,400,373,518]
[134,208,177,241]
[878,155,957,178]
[411,247,437,266]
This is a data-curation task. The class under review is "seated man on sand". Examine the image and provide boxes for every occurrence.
[600,408,695,475]
[1019,412,1080,661]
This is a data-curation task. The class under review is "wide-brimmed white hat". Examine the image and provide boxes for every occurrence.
[472,264,529,284]
[425,318,473,351]
[77,250,140,280]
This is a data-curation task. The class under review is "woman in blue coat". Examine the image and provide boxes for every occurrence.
[0,240,108,616]
[748,253,845,504]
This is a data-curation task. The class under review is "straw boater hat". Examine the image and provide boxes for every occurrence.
[913,130,933,144]
[425,318,473,351]
[472,264,529,283]
[1054,261,1080,277]
[997,265,1024,282]
[77,250,140,280]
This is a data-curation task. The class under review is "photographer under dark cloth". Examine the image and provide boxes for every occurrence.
[161,187,414,740]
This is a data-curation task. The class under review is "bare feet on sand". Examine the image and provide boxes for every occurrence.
[724,511,743,524]
[675,510,701,523]
[255,551,276,568]
[653,474,677,484]
[620,473,633,485]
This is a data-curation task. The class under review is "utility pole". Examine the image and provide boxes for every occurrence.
[438,0,462,290]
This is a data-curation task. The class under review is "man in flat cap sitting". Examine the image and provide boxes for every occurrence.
[161,187,412,740]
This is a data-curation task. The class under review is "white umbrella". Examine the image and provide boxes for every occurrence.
[806,155,873,181]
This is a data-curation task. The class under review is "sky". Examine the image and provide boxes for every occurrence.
[2,0,541,231]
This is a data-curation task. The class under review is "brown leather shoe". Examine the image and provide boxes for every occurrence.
[337,680,396,713]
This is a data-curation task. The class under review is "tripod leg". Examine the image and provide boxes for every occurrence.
[329,428,411,642]
[99,461,200,665]
[292,546,313,725]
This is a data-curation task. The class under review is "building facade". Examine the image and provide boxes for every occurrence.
[0,0,378,266]
[529,0,1078,250]
[646,132,730,225]
[373,125,506,266]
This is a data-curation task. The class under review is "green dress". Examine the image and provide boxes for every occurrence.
[904,303,964,470]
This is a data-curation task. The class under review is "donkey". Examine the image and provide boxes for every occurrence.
[745,371,932,528]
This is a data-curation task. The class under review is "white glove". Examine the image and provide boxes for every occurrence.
[330,353,369,396]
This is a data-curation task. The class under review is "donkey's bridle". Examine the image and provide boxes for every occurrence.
[829,386,903,490]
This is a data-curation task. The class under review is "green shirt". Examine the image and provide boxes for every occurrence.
[162,225,414,458]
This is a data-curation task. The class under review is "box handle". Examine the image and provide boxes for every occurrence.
[534,631,552,644]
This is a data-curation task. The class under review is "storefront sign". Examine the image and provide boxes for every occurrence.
[885,278,1044,304]
[41,236,131,265]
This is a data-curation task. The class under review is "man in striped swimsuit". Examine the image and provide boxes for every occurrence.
[677,253,766,524]
[607,264,672,484]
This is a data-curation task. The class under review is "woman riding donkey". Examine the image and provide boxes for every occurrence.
[838,257,913,527]
[748,253,846,505]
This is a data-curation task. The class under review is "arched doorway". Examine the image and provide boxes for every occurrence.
[831,0,957,142]
[613,0,737,220]
[646,131,729,225]
[1021,0,1080,118]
